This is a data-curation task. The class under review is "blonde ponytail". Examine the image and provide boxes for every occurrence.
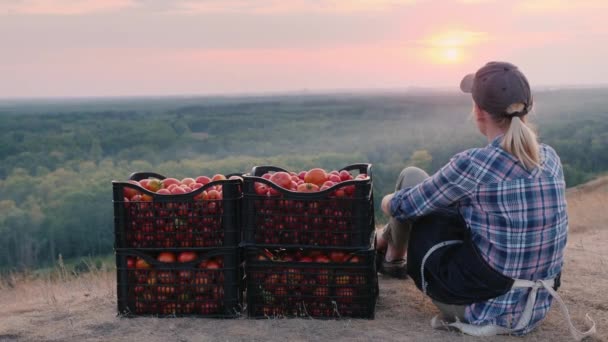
[501,103,540,170]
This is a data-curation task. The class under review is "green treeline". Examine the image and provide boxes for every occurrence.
[1,89,607,270]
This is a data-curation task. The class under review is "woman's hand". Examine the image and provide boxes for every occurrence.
[381,193,395,216]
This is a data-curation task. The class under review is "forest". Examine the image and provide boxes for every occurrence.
[1,88,607,270]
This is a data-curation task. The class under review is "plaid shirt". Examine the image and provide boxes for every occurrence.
[390,135,567,335]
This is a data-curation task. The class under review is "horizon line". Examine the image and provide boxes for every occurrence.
[1,83,608,102]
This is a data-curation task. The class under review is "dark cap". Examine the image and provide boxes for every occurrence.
[460,61,533,117]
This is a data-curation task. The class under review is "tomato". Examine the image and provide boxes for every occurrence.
[147,178,162,192]
[267,187,280,196]
[229,175,243,181]
[254,183,268,195]
[124,180,141,199]
[170,187,186,195]
[339,170,353,181]
[207,189,221,200]
[329,251,346,263]
[262,173,272,180]
[157,252,177,263]
[181,178,196,186]
[205,260,221,269]
[328,174,341,183]
[161,178,180,188]
[211,174,227,182]
[297,171,307,180]
[156,188,171,195]
[348,255,361,263]
[178,252,198,263]
[304,168,328,187]
[141,194,153,202]
[196,176,211,185]
[296,183,319,193]
[269,172,292,188]
[333,187,346,197]
[190,183,203,190]
[356,173,369,180]
[135,258,150,269]
[139,179,150,189]
[127,257,135,268]
[315,254,331,263]
[321,181,335,188]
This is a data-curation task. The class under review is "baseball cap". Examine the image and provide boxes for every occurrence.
[460,61,533,117]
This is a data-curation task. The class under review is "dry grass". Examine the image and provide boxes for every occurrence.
[1,180,607,342]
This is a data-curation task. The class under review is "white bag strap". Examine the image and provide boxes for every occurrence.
[432,278,596,341]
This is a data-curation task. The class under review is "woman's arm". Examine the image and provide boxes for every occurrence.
[389,152,478,221]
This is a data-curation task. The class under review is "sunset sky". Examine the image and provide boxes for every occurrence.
[1,0,607,98]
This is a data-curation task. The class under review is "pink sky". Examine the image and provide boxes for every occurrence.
[0,0,607,98]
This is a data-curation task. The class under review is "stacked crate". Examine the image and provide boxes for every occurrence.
[242,164,378,318]
[112,172,242,317]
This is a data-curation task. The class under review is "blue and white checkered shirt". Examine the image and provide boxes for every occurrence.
[390,135,568,335]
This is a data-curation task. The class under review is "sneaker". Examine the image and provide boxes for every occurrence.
[379,258,408,279]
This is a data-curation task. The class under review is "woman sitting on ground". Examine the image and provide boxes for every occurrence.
[375,61,595,340]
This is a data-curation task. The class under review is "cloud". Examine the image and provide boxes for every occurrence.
[174,0,420,14]
[0,0,137,15]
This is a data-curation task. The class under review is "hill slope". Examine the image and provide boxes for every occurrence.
[1,178,607,342]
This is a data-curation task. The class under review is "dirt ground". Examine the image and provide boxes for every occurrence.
[1,181,606,342]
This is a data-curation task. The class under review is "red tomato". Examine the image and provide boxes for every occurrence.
[170,187,186,195]
[127,257,135,268]
[269,172,292,188]
[156,188,171,195]
[299,256,313,263]
[329,251,346,263]
[190,183,203,190]
[162,178,181,188]
[211,174,227,182]
[207,189,221,200]
[195,176,211,185]
[298,171,307,180]
[339,170,353,181]
[229,175,243,181]
[328,174,341,183]
[135,258,150,269]
[254,183,268,195]
[315,254,331,263]
[204,260,221,269]
[124,180,141,199]
[262,173,272,180]
[178,252,197,263]
[181,177,196,186]
[157,252,177,263]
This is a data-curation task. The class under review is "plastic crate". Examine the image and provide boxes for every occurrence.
[244,246,378,318]
[116,248,241,317]
[112,172,242,249]
[242,164,374,248]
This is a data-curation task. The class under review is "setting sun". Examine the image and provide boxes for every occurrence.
[424,30,487,64]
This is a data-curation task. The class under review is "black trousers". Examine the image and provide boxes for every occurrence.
[406,209,514,305]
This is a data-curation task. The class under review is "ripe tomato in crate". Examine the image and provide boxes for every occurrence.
[112,172,242,249]
[242,164,374,248]
[244,246,378,319]
[116,248,241,317]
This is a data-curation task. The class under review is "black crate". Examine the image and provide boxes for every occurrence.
[113,172,242,249]
[244,246,378,318]
[242,164,374,248]
[116,248,242,317]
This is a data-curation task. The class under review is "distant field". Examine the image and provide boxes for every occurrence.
[1,89,607,270]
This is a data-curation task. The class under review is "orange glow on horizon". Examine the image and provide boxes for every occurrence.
[424,30,488,65]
